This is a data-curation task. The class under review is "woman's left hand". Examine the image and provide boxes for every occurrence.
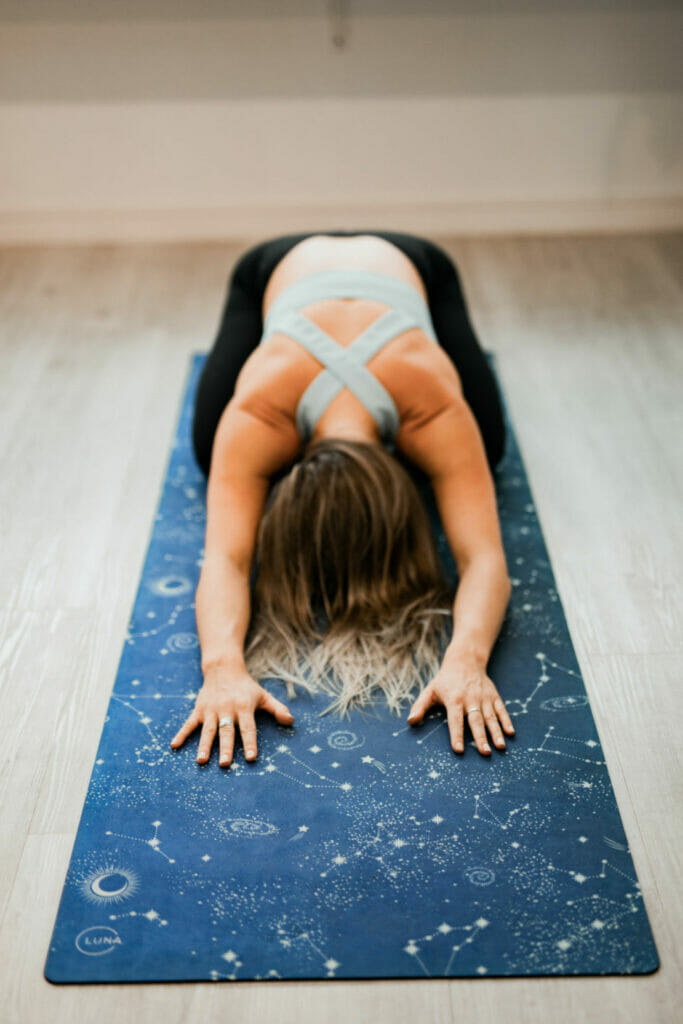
[406,657,515,756]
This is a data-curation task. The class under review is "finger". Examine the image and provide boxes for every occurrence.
[197,714,217,764]
[482,699,506,750]
[237,710,258,761]
[407,686,435,724]
[494,696,515,735]
[466,707,491,755]
[170,712,200,749]
[217,714,235,768]
[446,702,465,754]
[258,690,294,726]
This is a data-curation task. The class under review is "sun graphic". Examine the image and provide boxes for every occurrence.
[79,864,140,905]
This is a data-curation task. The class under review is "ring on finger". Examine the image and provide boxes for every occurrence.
[465,706,480,714]
[219,716,234,728]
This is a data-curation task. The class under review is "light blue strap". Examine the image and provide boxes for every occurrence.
[263,269,438,343]
[272,309,408,442]
[296,308,415,441]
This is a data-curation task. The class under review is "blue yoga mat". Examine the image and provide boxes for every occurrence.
[45,353,659,983]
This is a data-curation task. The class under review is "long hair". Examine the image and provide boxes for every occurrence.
[243,438,454,718]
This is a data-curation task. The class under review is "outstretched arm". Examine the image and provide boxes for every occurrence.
[398,389,515,756]
[171,399,301,769]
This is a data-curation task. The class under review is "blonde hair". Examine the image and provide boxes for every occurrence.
[244,439,454,718]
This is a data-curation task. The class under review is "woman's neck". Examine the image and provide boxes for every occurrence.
[306,421,381,450]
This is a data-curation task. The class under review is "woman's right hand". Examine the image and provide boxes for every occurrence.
[169,666,294,768]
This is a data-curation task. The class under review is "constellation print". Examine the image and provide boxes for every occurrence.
[107,908,169,928]
[258,743,355,792]
[126,602,187,641]
[109,694,169,766]
[114,683,197,702]
[390,710,447,744]
[549,858,638,887]
[473,794,531,831]
[275,916,341,977]
[209,949,243,981]
[402,915,490,976]
[502,651,585,718]
[105,820,176,864]
[554,890,644,955]
[532,725,605,766]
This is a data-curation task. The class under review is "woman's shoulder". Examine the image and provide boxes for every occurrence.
[211,353,303,480]
[382,334,463,429]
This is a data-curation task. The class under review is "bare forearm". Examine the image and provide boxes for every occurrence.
[442,553,511,668]
[195,556,251,673]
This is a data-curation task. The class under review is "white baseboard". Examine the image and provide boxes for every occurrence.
[1,197,682,245]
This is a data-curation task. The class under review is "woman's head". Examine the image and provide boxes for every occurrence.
[244,439,454,717]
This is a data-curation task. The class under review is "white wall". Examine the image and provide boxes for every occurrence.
[1,1,682,242]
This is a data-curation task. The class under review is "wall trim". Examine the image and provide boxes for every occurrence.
[1,197,681,246]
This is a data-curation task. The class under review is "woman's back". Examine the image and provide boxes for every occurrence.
[225,233,463,464]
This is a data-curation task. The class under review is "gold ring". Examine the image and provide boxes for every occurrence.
[465,706,480,714]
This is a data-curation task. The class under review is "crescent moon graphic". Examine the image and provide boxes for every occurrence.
[79,865,140,905]
[90,873,129,898]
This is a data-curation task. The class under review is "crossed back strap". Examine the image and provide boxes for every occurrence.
[260,269,438,445]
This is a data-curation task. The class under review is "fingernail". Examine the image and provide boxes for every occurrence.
[246,748,255,758]
[483,745,491,753]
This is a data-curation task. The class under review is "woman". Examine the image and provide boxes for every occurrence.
[170,230,515,770]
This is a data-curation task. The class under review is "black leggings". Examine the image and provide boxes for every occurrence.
[192,230,506,476]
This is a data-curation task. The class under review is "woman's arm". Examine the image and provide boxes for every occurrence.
[398,389,515,757]
[171,399,301,769]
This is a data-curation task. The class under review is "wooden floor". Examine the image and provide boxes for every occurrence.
[0,232,680,1023]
